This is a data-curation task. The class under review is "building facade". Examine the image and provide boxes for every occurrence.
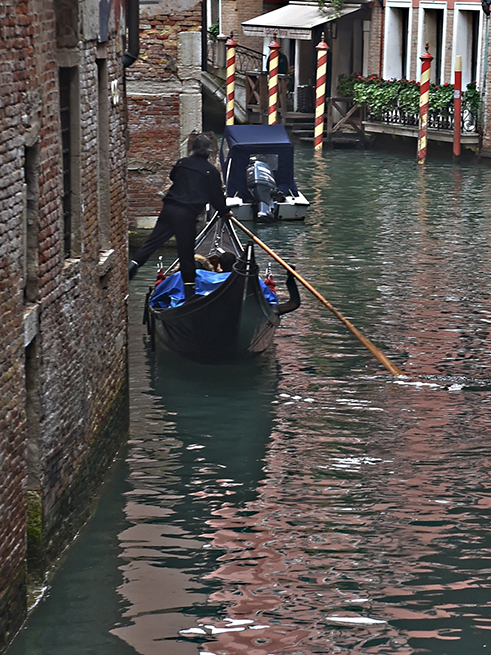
[369,0,491,150]
[0,0,131,648]
[126,0,203,229]
[233,0,491,153]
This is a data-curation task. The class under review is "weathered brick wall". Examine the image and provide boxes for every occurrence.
[35,37,129,539]
[0,0,31,647]
[0,0,129,648]
[443,11,454,84]
[127,95,180,223]
[222,0,263,52]
[366,5,383,78]
[126,1,202,228]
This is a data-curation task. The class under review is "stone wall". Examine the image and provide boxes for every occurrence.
[0,0,129,649]
[126,0,203,229]
[0,0,34,645]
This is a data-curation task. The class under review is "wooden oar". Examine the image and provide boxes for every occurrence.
[229,215,404,377]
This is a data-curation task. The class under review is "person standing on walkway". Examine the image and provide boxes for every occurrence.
[129,134,232,299]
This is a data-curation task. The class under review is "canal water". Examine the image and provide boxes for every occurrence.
[9,146,491,655]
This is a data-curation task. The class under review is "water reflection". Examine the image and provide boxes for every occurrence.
[6,456,135,655]
[112,315,279,654]
[8,147,491,655]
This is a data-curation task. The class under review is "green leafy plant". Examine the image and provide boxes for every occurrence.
[397,80,420,115]
[337,75,481,123]
[337,73,363,98]
[429,82,454,112]
[317,0,345,17]
[463,81,480,116]
[209,22,219,38]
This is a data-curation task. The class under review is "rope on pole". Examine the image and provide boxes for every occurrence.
[314,34,329,151]
[268,35,280,125]
[225,34,237,126]
[417,44,433,165]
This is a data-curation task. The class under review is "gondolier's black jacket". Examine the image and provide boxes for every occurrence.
[164,154,229,218]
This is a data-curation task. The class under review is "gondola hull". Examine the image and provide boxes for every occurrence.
[144,216,299,364]
[149,261,280,364]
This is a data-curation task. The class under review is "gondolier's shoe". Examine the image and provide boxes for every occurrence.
[129,260,139,280]
[184,282,195,300]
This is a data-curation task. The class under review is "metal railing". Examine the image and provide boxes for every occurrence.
[206,32,264,75]
[365,104,478,133]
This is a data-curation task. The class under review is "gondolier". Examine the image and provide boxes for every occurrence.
[129,134,232,298]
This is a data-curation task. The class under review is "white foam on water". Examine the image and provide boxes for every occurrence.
[326,616,387,626]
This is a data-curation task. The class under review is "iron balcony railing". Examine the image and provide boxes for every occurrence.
[365,104,478,133]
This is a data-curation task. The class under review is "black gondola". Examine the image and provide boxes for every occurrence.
[144,214,300,364]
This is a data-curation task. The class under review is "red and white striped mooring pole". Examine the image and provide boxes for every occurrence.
[225,34,237,126]
[417,44,433,164]
[314,33,329,151]
[268,35,280,125]
[453,55,462,162]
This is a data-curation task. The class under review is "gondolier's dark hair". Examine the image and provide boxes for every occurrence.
[191,134,212,159]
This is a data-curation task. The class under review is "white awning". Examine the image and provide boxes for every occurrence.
[242,2,362,40]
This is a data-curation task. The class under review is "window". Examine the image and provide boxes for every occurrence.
[384,4,411,80]
[419,4,447,85]
[58,66,81,258]
[454,6,481,86]
[23,144,39,302]
[424,9,444,83]
[97,58,111,251]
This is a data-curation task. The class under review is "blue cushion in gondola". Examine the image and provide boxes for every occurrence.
[150,270,278,308]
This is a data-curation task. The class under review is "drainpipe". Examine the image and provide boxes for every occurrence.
[202,0,207,71]
[123,0,139,68]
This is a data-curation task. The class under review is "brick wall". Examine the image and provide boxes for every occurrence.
[367,5,383,78]
[0,0,129,648]
[127,95,181,222]
[126,3,202,228]
[0,0,31,646]
[221,0,264,52]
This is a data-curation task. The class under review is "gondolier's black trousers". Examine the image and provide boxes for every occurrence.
[132,203,198,284]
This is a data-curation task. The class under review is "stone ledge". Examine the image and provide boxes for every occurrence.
[363,121,480,145]
[62,257,81,279]
[135,216,157,229]
[23,303,39,347]
[97,249,116,277]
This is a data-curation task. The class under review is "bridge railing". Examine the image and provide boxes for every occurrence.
[206,33,264,75]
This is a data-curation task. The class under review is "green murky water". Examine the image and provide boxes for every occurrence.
[9,146,491,654]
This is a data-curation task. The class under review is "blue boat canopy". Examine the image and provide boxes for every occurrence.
[220,125,299,201]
